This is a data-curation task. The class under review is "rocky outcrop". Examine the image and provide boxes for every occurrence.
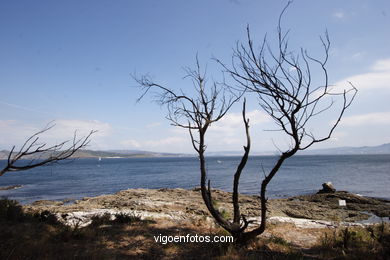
[23,188,390,227]
[0,185,22,191]
[317,182,336,193]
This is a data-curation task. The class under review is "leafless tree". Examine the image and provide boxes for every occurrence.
[136,2,357,244]
[0,122,96,176]
[215,1,357,243]
[135,59,253,238]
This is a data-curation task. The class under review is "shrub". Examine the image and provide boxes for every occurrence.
[113,212,142,224]
[34,210,60,225]
[0,198,25,222]
[90,212,112,226]
[319,223,390,259]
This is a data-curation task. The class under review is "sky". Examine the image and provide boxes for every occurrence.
[0,0,389,154]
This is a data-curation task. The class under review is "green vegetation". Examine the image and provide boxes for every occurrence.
[212,199,231,220]
[316,224,390,259]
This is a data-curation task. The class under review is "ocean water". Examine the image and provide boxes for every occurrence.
[0,155,389,204]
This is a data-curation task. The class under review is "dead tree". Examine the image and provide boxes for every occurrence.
[136,2,357,244]
[135,59,254,239]
[215,2,357,243]
[0,122,95,176]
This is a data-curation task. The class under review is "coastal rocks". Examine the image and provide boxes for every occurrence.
[289,191,390,221]
[267,216,368,229]
[55,209,187,227]
[317,182,336,194]
[31,200,64,206]
[0,184,22,191]
[23,188,390,228]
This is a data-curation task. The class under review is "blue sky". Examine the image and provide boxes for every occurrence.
[0,0,389,153]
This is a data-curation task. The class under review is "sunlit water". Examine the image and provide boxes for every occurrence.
[0,155,389,204]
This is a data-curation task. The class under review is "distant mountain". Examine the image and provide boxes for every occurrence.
[0,150,9,159]
[1,143,389,160]
[298,143,390,155]
[107,149,156,155]
[206,143,390,156]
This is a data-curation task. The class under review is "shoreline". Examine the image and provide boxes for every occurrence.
[23,188,390,228]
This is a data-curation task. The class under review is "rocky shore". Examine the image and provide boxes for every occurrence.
[23,187,390,228]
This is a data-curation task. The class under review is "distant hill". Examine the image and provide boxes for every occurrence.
[206,143,390,156]
[0,150,9,160]
[298,143,390,155]
[1,143,389,160]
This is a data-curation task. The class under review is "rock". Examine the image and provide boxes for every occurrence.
[0,184,22,191]
[31,200,64,206]
[23,187,390,226]
[317,182,336,194]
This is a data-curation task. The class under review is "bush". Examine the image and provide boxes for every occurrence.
[0,198,25,222]
[319,223,390,259]
[0,198,61,225]
[34,210,60,225]
[90,212,112,226]
[91,212,144,226]
[114,212,141,224]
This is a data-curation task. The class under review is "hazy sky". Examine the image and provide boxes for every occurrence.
[1,0,389,153]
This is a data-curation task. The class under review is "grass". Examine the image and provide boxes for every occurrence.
[211,199,231,220]
[90,211,155,226]
[1,198,389,259]
[313,223,390,259]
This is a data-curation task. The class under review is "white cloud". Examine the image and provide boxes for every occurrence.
[0,119,112,149]
[200,109,271,149]
[371,59,390,71]
[0,101,55,116]
[334,58,390,91]
[0,120,39,148]
[333,11,345,19]
[328,131,347,142]
[289,66,297,72]
[119,110,270,152]
[145,137,186,148]
[146,122,162,128]
[339,112,390,126]
[121,137,187,150]
[210,109,270,134]
[121,139,141,148]
[49,119,111,138]
[351,52,366,60]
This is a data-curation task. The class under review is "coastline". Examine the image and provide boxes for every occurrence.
[23,188,390,228]
[1,187,388,258]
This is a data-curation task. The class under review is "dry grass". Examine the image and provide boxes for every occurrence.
[1,198,389,259]
[308,223,390,259]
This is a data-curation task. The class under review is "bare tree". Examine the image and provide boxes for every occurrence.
[0,122,95,176]
[135,59,254,238]
[136,2,357,244]
[215,2,357,243]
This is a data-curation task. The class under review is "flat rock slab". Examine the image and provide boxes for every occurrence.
[24,189,390,226]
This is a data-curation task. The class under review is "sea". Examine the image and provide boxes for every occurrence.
[0,154,389,204]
